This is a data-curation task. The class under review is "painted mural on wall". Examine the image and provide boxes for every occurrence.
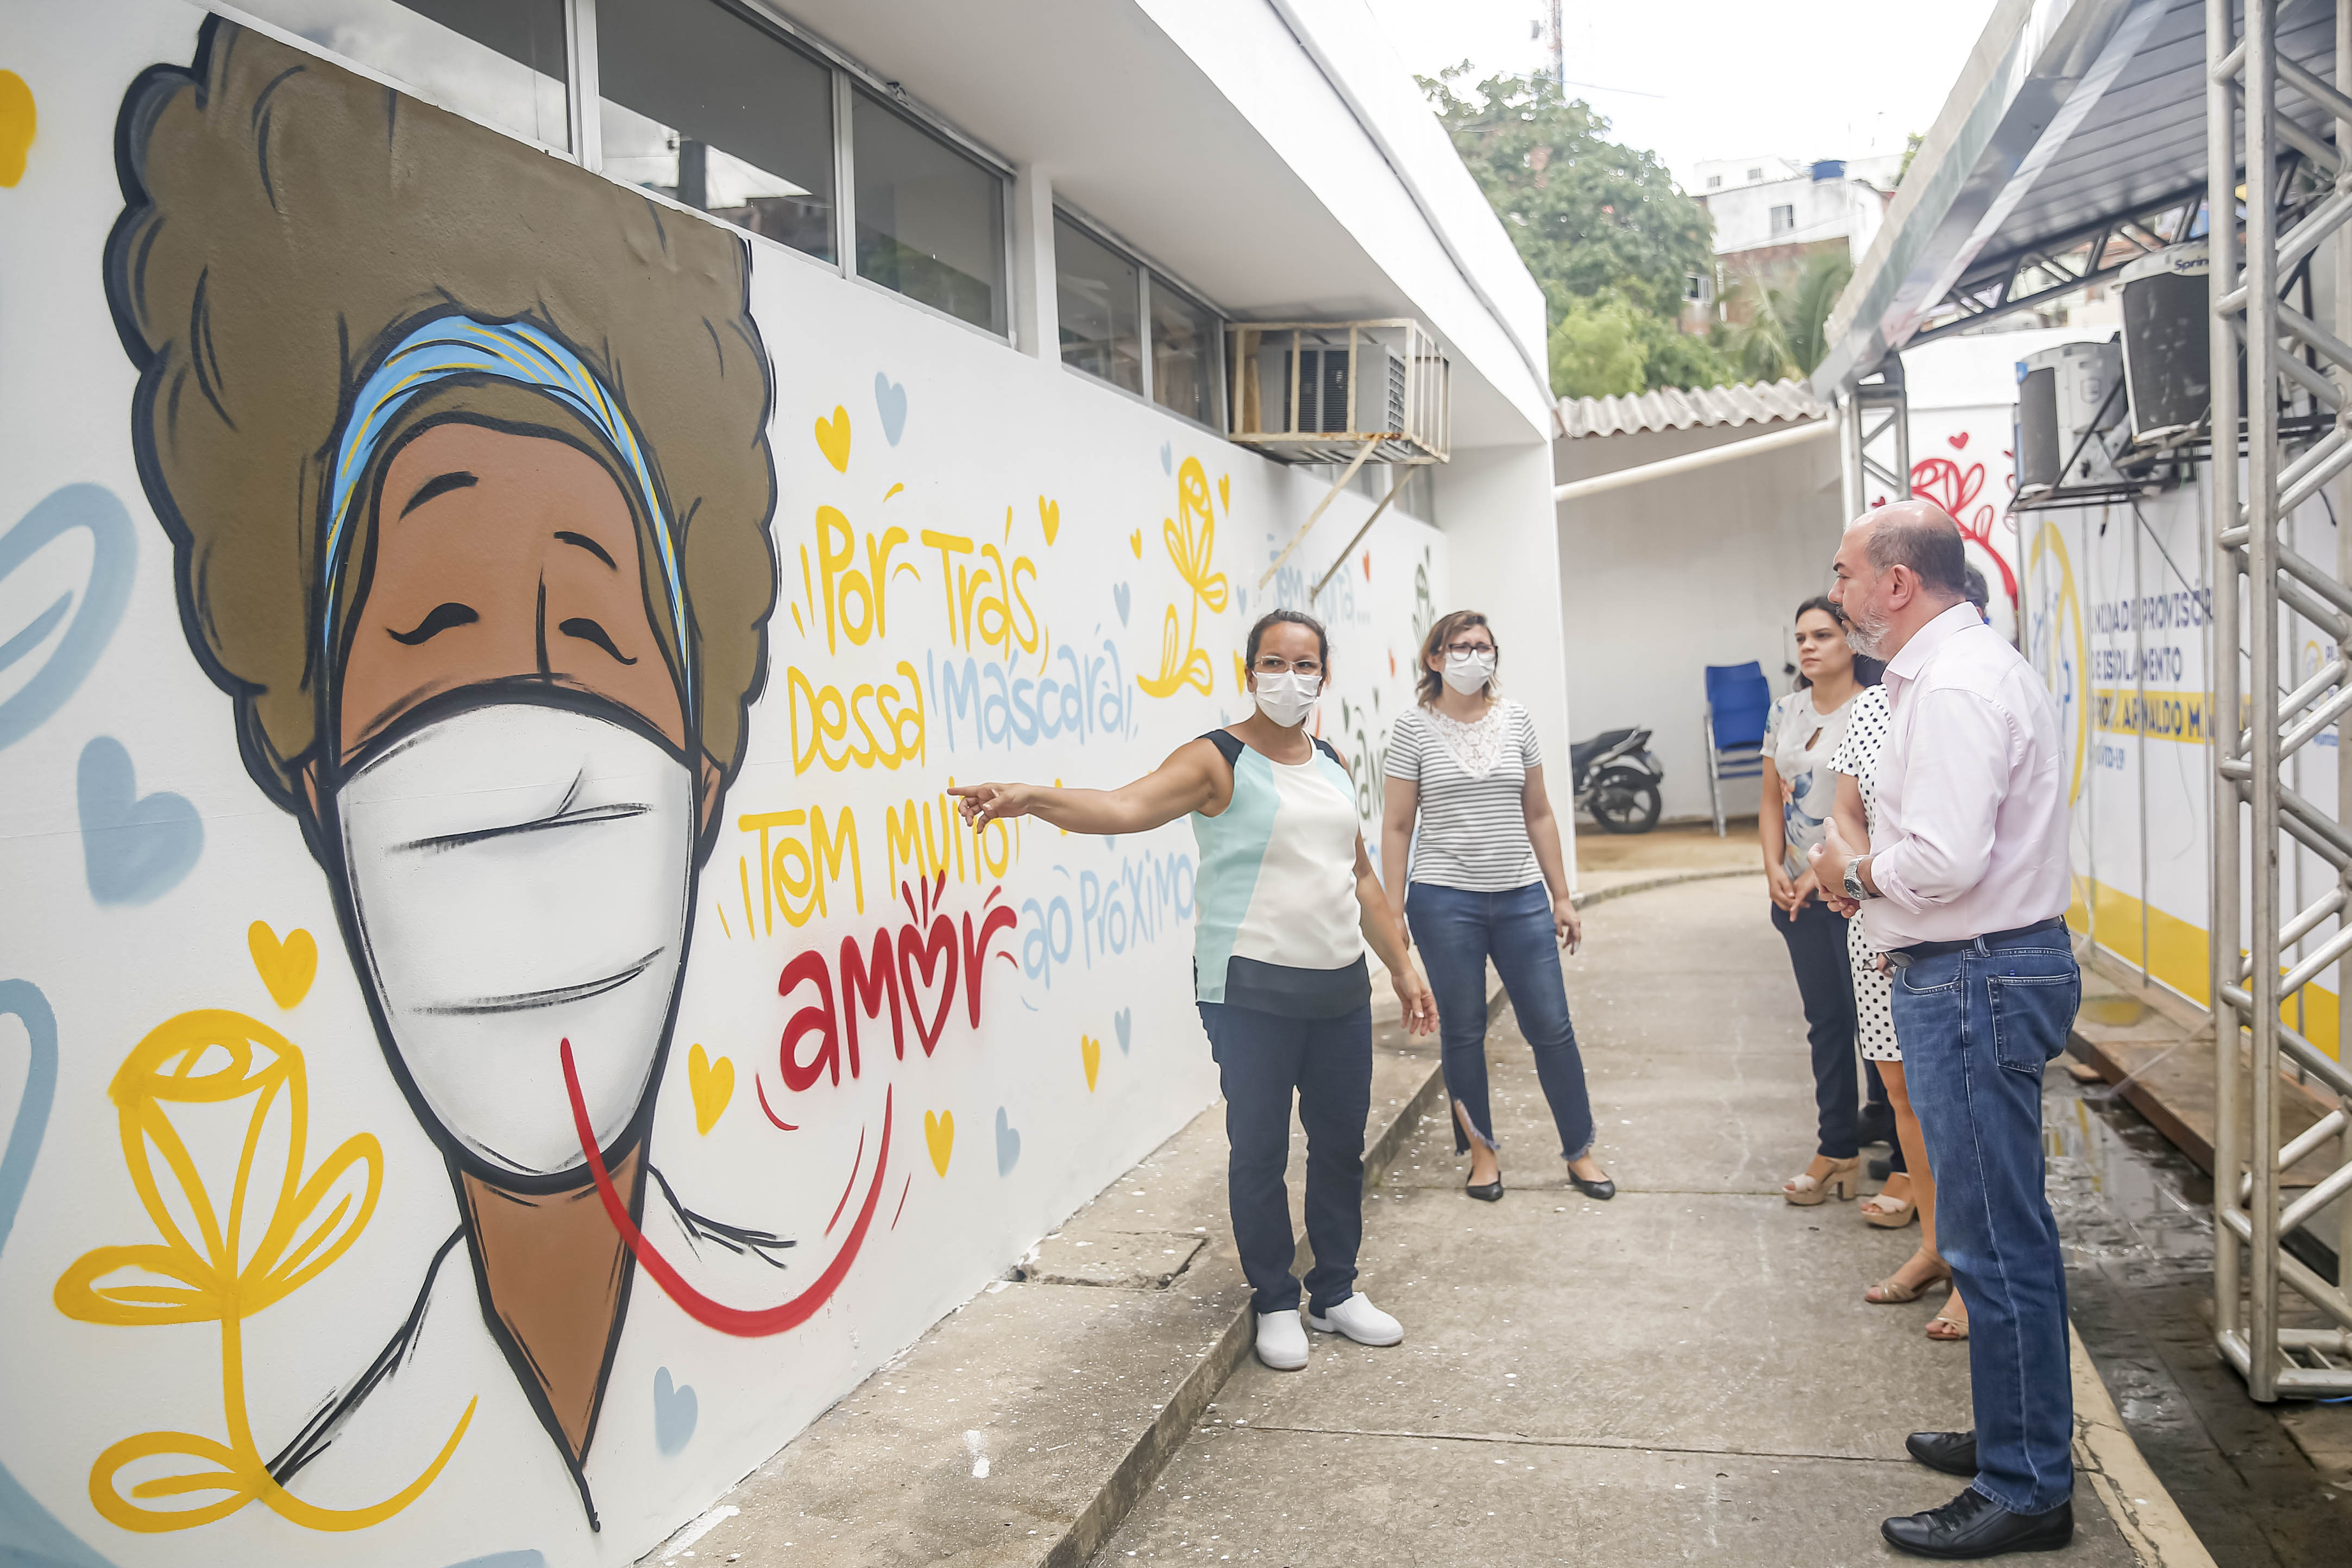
[0,12,1445,1566]
[1892,408,2023,645]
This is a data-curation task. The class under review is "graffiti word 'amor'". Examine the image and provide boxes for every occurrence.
[803,508,916,653]
[922,525,1042,662]
[737,805,862,934]
[928,640,1131,753]
[887,790,1017,891]
[788,660,926,773]
[773,874,1020,1090]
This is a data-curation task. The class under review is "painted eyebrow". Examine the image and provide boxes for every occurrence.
[559,616,638,665]
[399,470,478,518]
[387,602,479,645]
[555,530,618,570]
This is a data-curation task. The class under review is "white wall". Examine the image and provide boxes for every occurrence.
[1554,421,1845,827]
[0,9,1451,1565]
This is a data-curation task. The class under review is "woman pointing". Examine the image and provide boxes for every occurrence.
[952,609,1436,1374]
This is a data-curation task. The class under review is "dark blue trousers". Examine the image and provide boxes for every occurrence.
[1197,1000,1372,1315]
[1891,928,2079,1514]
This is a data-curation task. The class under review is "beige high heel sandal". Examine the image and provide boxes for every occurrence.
[1783,1155,1860,1206]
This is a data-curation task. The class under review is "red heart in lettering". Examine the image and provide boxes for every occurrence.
[1947,431,1970,450]
[897,914,959,1056]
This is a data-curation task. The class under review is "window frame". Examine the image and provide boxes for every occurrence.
[1052,201,1228,437]
[844,81,1016,344]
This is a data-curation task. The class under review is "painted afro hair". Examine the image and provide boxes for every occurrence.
[107,18,778,807]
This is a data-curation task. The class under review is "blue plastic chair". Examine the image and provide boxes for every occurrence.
[1703,661,1775,837]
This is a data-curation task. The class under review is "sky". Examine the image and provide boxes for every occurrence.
[1362,0,2004,188]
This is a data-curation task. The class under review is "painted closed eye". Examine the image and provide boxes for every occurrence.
[558,616,638,666]
[387,602,480,645]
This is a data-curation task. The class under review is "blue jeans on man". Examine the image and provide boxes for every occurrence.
[1405,880,1594,1160]
[1888,927,2080,1515]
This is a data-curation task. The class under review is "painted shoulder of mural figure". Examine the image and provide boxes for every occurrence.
[103,16,795,1527]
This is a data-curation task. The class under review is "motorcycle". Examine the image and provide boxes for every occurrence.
[1573,727,1664,834]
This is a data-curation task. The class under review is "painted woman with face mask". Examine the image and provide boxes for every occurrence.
[1378,611,1610,1204]
[951,610,1434,1374]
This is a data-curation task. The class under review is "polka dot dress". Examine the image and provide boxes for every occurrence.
[1830,687,1902,1063]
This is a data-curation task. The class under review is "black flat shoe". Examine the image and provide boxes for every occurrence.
[1567,1170,1615,1200]
[1464,1177,1504,1202]
[1906,1430,1978,1477]
[1882,1487,2071,1559]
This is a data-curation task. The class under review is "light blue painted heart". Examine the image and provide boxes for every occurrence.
[995,1105,1021,1175]
[1236,587,1248,616]
[875,372,909,446]
[441,1554,549,1568]
[1112,582,1131,626]
[0,484,136,754]
[1114,1008,1132,1055]
[653,1367,697,1456]
[78,736,202,906]
[1158,441,1172,474]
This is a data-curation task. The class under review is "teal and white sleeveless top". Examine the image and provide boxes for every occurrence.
[1189,730,1370,1017]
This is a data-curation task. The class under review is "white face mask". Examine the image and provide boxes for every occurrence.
[1252,669,1322,728]
[1442,650,1496,695]
[337,701,695,1177]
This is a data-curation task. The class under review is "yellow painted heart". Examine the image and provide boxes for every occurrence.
[688,1044,734,1135]
[1081,1035,1101,1092]
[1128,529,1143,558]
[1231,651,1248,695]
[814,405,852,473]
[247,921,317,1010]
[0,71,33,188]
[1217,474,1230,515]
[1039,496,1060,545]
[924,1109,955,1175]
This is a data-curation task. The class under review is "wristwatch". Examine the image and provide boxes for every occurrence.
[1842,858,1870,903]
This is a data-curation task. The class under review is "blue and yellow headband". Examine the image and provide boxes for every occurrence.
[319,315,690,701]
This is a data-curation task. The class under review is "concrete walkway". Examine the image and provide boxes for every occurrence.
[1097,877,2153,1566]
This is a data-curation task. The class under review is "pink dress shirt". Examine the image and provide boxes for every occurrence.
[1863,602,2071,948]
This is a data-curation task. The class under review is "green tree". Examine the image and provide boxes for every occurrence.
[1725,250,1853,381]
[1423,65,1733,395]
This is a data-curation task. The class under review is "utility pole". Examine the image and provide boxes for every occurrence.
[1549,0,1565,90]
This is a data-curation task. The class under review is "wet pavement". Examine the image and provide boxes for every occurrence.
[2047,1066,2352,1564]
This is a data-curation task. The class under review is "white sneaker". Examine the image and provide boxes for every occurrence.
[1306,1293,1403,1346]
[1254,1309,1309,1370]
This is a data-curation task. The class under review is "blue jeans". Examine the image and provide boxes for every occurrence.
[1405,881,1595,1162]
[1770,898,1862,1159]
[1890,928,2079,1515]
[1197,1001,1372,1315]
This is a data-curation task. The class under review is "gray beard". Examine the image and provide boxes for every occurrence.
[1844,619,1886,659]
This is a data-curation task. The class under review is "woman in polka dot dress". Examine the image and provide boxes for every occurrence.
[1830,684,1966,1341]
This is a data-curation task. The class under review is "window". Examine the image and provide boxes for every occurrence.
[1148,279,1219,426]
[1770,204,1796,236]
[1747,166,1764,182]
[1706,174,1722,190]
[596,0,836,260]
[241,0,569,149]
[1684,272,1714,304]
[1055,217,1142,391]
[853,89,1007,334]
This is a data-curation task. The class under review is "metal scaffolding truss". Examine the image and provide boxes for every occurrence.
[1837,359,1911,521]
[2209,0,2352,1401]
[1909,185,2209,347]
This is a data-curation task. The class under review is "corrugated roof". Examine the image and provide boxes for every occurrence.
[1556,377,1828,439]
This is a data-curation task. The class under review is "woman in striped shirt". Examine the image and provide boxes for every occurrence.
[1380,610,1612,1204]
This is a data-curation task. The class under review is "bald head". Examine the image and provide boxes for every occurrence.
[1831,500,1971,660]
[1847,500,1969,600]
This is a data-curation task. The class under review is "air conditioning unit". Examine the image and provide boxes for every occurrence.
[1259,341,1406,434]
[2119,242,2211,442]
[2016,340,2127,496]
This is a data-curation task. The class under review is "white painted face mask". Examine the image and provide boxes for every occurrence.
[1443,650,1496,695]
[337,700,695,1177]
[1253,669,1322,728]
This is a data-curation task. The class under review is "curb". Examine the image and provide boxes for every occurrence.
[2070,1324,2216,1566]
[1570,865,1757,909]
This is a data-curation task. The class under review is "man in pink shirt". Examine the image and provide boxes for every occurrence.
[1813,500,2078,1559]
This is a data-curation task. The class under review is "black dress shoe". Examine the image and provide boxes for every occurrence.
[1906,1430,1978,1477]
[1464,1177,1504,1202]
[1882,1487,2071,1559]
[1567,1170,1615,1200]
[1857,1107,1897,1147]
[1867,1155,1894,1182]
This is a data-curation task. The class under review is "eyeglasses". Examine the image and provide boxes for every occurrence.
[1443,640,1495,656]
[1252,655,1323,676]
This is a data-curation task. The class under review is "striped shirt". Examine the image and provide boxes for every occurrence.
[1385,700,1542,892]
